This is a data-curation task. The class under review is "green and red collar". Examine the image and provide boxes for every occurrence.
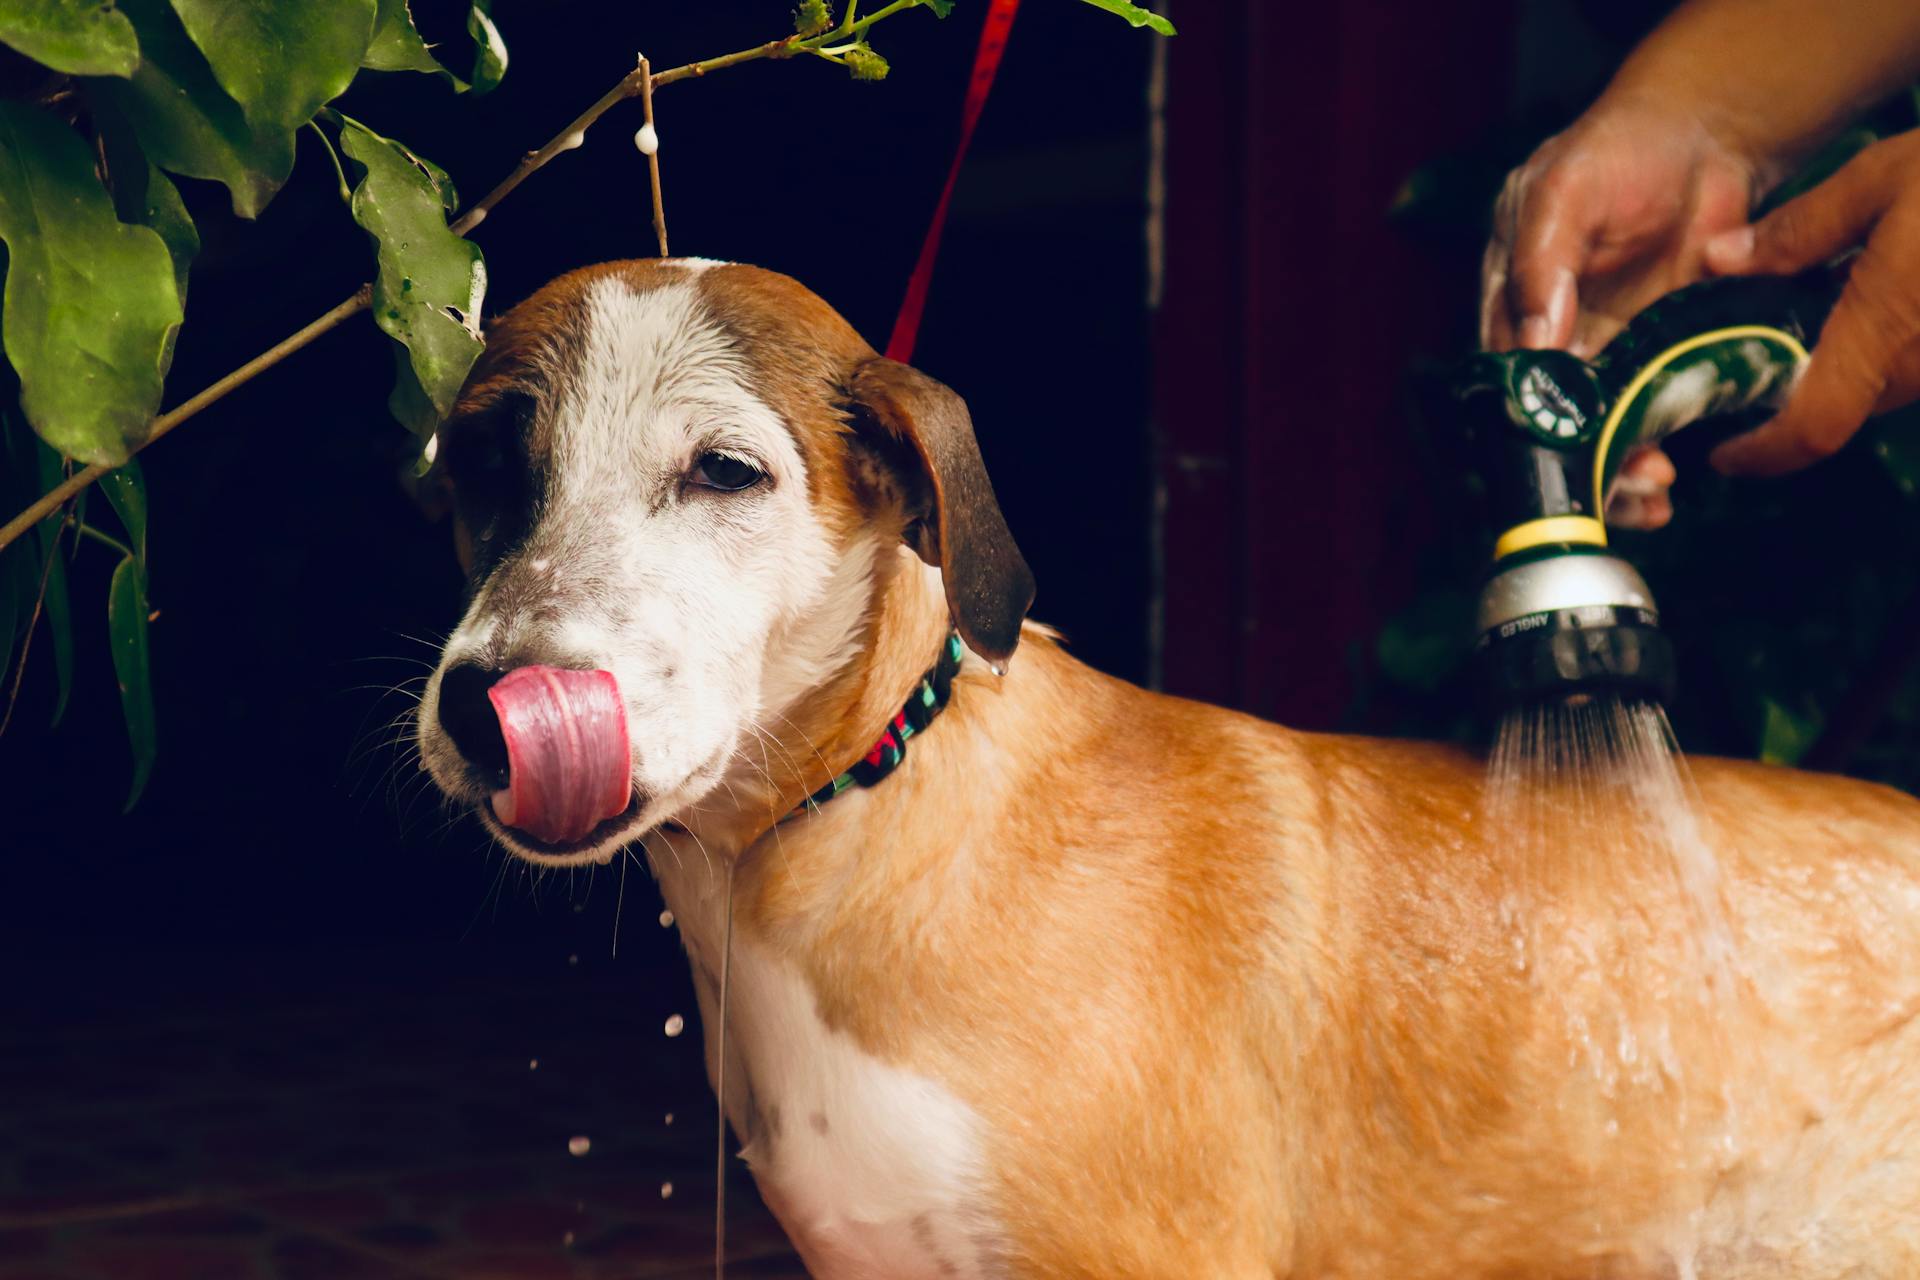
[788,632,965,821]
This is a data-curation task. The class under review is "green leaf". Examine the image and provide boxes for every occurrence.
[1375,588,1471,695]
[97,102,200,304]
[99,459,148,570]
[0,0,139,74]
[1074,0,1174,35]
[465,1,505,95]
[363,0,447,77]
[88,0,296,219]
[793,0,832,35]
[1758,696,1821,767]
[843,41,889,81]
[107,553,155,810]
[363,0,503,93]
[167,0,376,131]
[34,438,74,725]
[336,114,485,435]
[923,0,953,16]
[0,102,182,466]
[1872,418,1920,499]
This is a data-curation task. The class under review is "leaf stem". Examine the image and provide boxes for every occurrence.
[73,521,133,561]
[307,119,353,204]
[0,518,62,739]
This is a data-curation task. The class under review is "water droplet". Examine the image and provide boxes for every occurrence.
[528,1058,539,1071]
[568,953,579,967]
[422,433,439,465]
[567,1135,591,1156]
[663,1111,674,1126]
[663,1013,685,1038]
[659,1181,674,1199]
[658,909,674,928]
[634,123,659,156]
[573,902,585,914]
[560,129,586,151]
[562,1230,575,1246]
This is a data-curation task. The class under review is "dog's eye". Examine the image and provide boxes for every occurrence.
[690,452,765,492]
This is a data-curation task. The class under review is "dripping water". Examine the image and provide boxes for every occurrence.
[714,860,735,1280]
[1486,693,1753,1259]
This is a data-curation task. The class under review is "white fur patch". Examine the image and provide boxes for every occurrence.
[658,848,1003,1279]
[421,272,871,865]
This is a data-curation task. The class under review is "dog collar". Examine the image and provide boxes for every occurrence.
[788,631,964,820]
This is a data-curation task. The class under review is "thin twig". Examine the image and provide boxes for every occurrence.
[0,516,63,738]
[0,287,372,555]
[639,56,668,257]
[0,1,943,556]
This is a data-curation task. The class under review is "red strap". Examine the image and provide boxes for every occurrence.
[885,0,1021,363]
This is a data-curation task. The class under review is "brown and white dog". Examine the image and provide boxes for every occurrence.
[417,258,1920,1279]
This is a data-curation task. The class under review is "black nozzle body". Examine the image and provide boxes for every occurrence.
[1476,606,1675,708]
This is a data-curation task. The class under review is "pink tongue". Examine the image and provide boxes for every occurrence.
[485,667,632,845]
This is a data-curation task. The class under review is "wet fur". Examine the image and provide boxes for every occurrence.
[421,260,1920,1278]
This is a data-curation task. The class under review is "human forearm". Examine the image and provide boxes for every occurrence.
[1600,0,1920,185]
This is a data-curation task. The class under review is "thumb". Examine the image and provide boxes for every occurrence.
[1706,145,1896,277]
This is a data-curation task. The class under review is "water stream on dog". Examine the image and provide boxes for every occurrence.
[1486,695,1756,1266]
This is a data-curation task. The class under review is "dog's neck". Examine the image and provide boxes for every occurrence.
[672,539,957,854]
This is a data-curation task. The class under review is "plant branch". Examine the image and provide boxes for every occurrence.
[0,0,948,555]
[450,0,933,233]
[638,56,667,257]
[0,287,372,554]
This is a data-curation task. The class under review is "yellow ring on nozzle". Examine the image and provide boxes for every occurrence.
[1590,324,1808,517]
[1493,515,1608,560]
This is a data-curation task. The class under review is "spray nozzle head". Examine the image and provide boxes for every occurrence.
[1474,552,1675,710]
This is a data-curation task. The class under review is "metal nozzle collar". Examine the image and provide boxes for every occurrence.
[1475,553,1657,635]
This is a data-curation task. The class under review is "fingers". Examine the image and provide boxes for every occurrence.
[1707,135,1920,475]
[1503,178,1589,350]
[1480,171,1523,350]
[1482,162,1587,350]
[1480,233,1515,351]
[1706,142,1899,277]
[1709,278,1894,474]
[1606,447,1676,530]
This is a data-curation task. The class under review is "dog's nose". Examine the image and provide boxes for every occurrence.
[437,662,510,784]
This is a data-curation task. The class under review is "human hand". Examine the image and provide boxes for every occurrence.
[1482,96,1758,359]
[1482,98,1761,531]
[1703,128,1920,476]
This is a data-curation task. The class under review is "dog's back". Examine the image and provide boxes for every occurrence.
[417,260,1920,1277]
[1259,728,1920,1276]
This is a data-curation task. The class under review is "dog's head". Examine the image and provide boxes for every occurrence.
[415,259,1033,865]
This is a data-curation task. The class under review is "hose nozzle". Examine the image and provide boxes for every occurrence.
[1456,270,1839,711]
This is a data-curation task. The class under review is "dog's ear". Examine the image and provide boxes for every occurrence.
[847,357,1035,667]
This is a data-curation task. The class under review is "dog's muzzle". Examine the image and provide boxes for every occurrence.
[436,662,634,844]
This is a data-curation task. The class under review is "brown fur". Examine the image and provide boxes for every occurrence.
[477,261,1920,1277]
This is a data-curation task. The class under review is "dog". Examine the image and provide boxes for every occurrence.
[417,258,1920,1279]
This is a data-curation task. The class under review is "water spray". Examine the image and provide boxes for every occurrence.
[1455,269,1842,715]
